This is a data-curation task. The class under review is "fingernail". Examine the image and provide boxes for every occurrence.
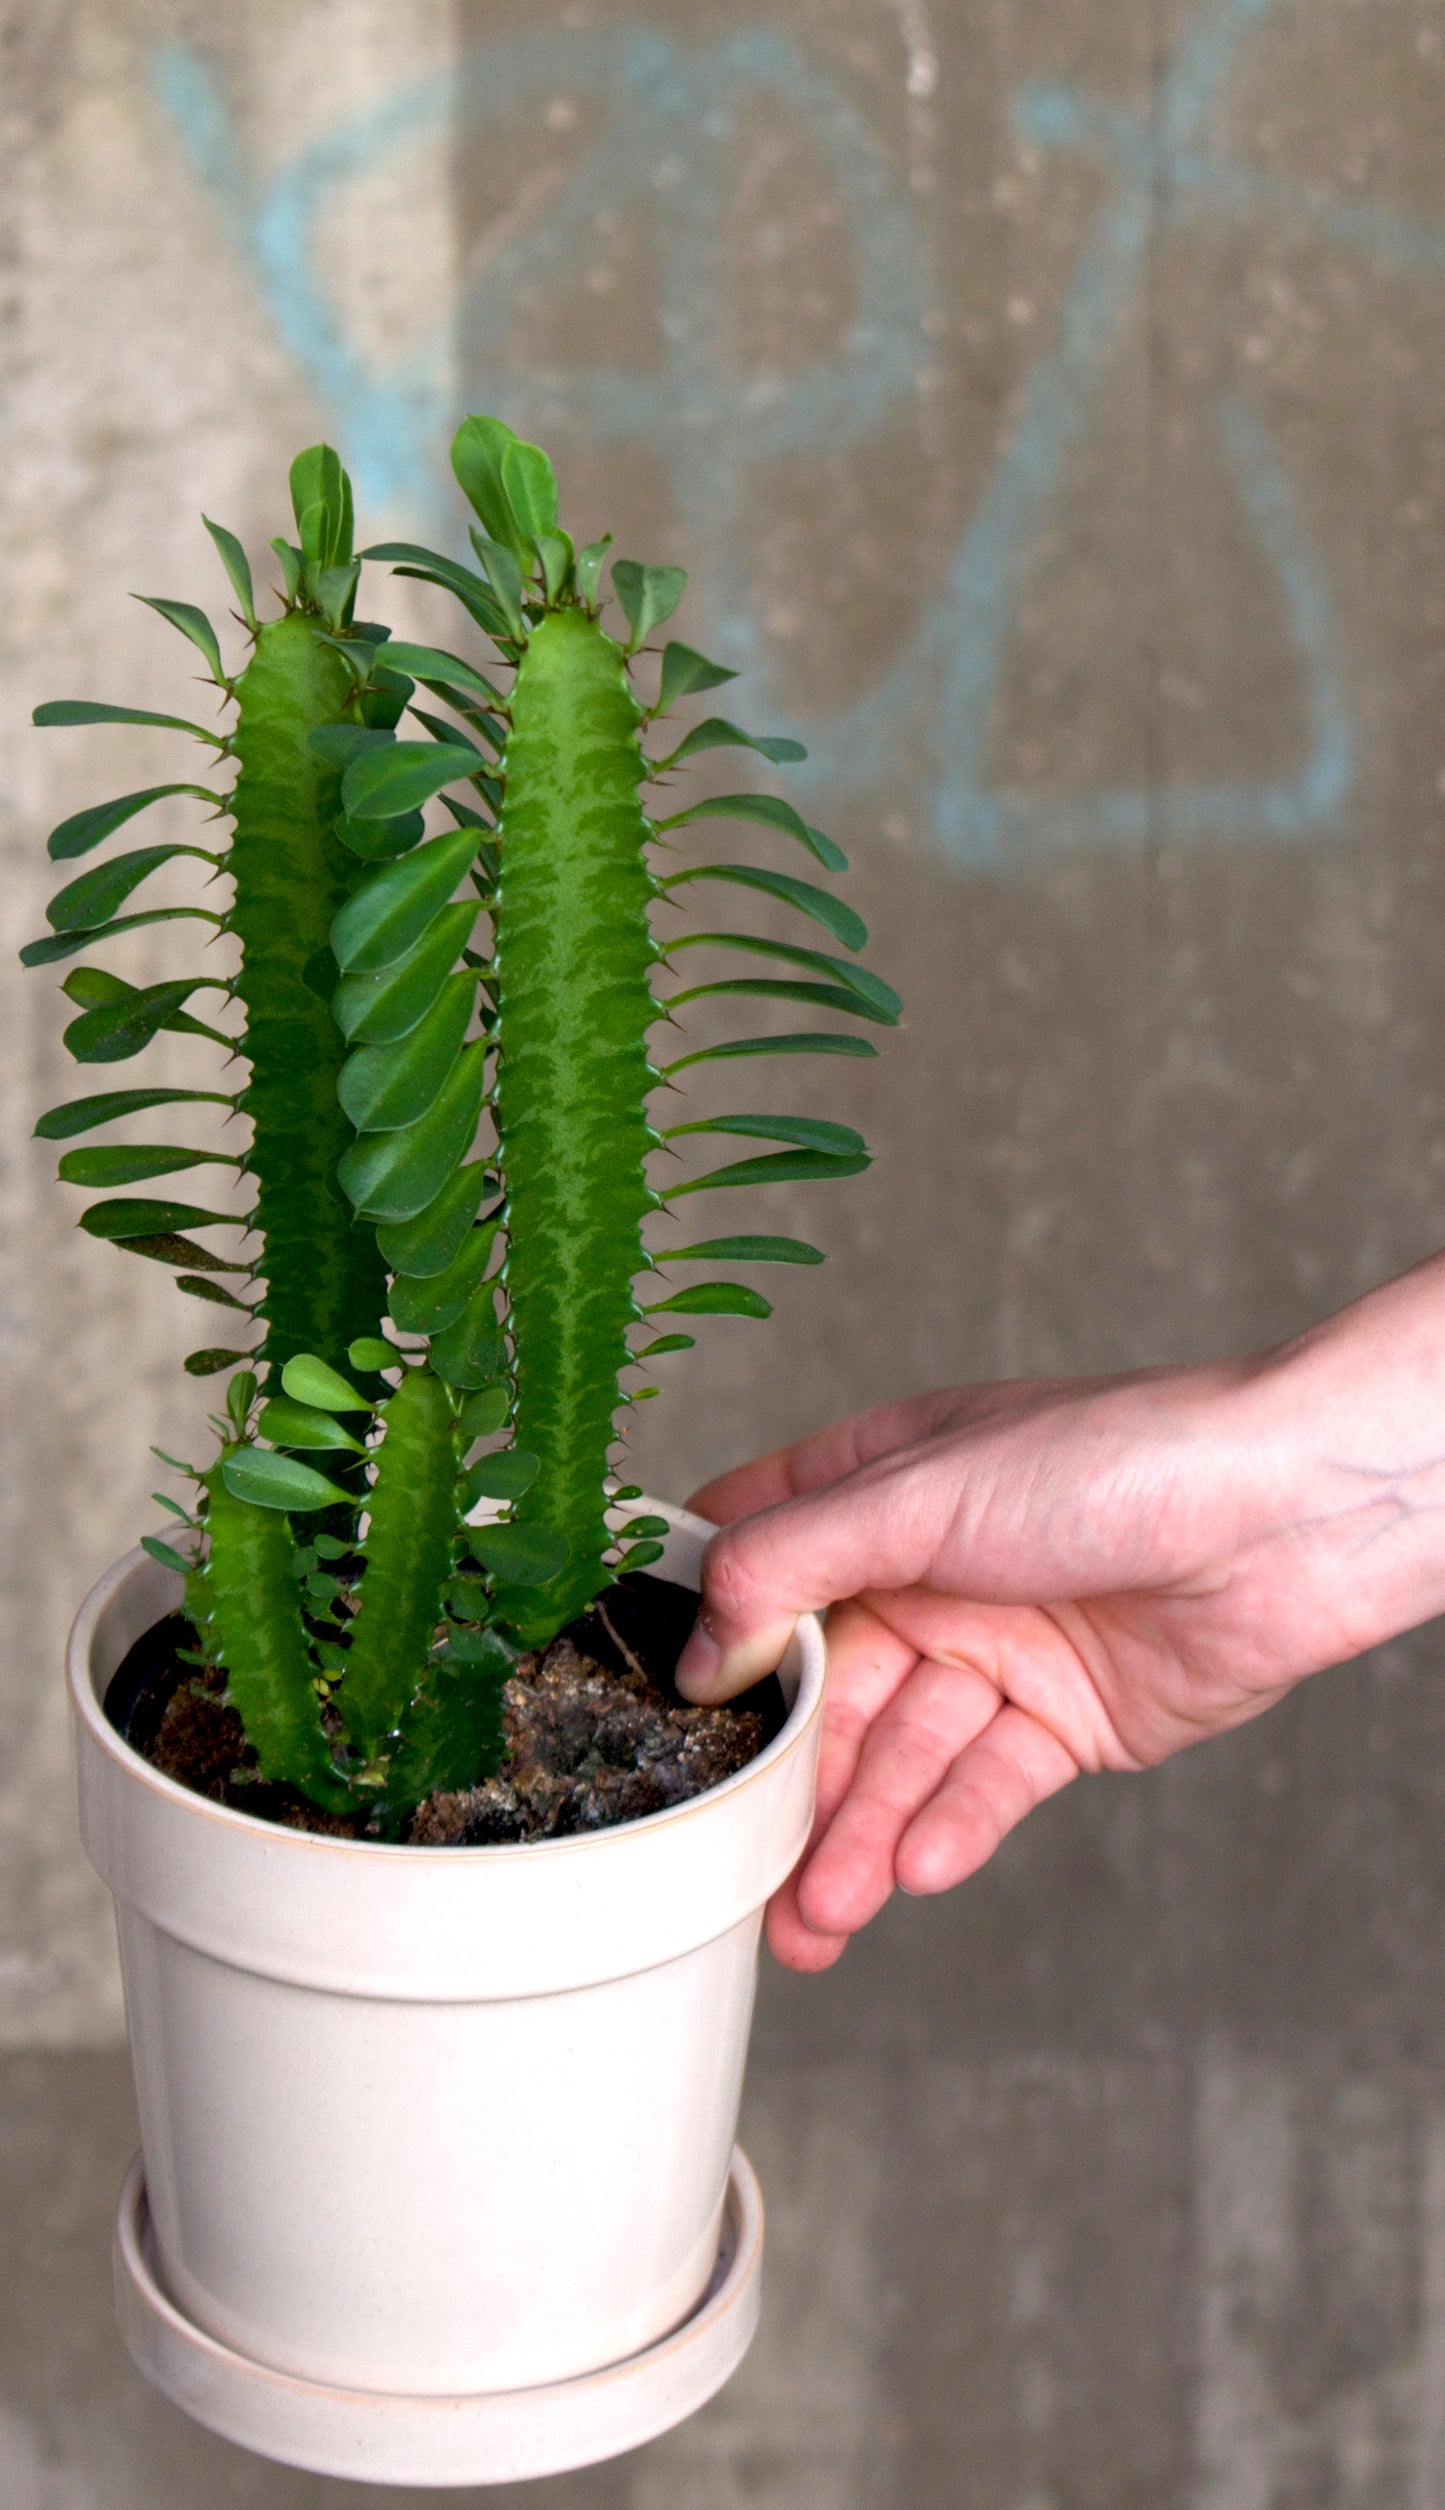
[675,1621,723,1700]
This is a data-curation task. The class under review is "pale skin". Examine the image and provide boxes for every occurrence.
[675,1252,1445,1973]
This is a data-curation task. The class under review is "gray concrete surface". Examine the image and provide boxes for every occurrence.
[5,0,1445,2497]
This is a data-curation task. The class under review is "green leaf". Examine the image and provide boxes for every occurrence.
[290,444,352,567]
[47,844,214,932]
[341,744,481,824]
[664,933,901,1022]
[176,1273,253,1310]
[429,1275,506,1389]
[258,1397,366,1453]
[655,790,846,872]
[331,826,478,976]
[657,641,738,710]
[269,537,304,602]
[409,708,483,759]
[632,1333,695,1357]
[141,1534,193,1575]
[468,531,526,640]
[46,783,225,863]
[377,1161,492,1278]
[184,1347,250,1376]
[611,559,686,649]
[349,1336,399,1372]
[337,1042,488,1221]
[662,1233,825,1264]
[450,414,526,553]
[662,863,866,951]
[33,700,228,745]
[500,437,559,540]
[57,1144,226,1187]
[654,717,806,770]
[664,1111,866,1155]
[203,517,258,631]
[574,534,612,604]
[281,1353,371,1413]
[615,1515,671,1540]
[227,1373,258,1433]
[464,1448,540,1506]
[535,529,574,602]
[459,1384,510,1441]
[388,1219,499,1335]
[664,975,898,1024]
[615,1538,666,1573]
[79,1195,236,1240]
[468,1522,569,1587]
[308,724,392,768]
[34,1085,230,1140]
[62,976,228,1063]
[338,972,476,1132]
[134,596,226,685]
[335,809,426,863]
[362,543,512,643]
[122,1234,249,1273]
[332,900,478,1044]
[221,1448,351,1512]
[644,1281,772,1318]
[367,643,498,703]
[665,1147,871,1197]
[658,1029,877,1075]
[440,1624,509,1666]
[22,908,219,969]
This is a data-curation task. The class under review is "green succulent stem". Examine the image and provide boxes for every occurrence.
[338,1365,459,1760]
[491,608,658,1642]
[200,1461,351,1811]
[229,612,387,1378]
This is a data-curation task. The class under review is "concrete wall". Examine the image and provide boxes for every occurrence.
[5,0,1445,2496]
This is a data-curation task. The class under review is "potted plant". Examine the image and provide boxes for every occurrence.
[29,421,897,2484]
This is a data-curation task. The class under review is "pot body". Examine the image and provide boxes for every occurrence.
[70,1503,824,2396]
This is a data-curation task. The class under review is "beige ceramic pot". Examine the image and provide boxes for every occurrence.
[68,1498,825,2484]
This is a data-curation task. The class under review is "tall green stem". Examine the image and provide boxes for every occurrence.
[229,615,387,1376]
[492,610,657,1641]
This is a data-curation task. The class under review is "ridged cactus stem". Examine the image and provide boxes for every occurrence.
[229,614,388,1377]
[492,609,658,1641]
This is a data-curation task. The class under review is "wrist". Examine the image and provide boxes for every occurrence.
[1222,1258,1445,1656]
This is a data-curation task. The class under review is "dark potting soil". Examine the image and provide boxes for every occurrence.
[104,1574,782,1844]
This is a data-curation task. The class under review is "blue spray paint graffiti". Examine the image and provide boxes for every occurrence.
[153,1,1445,873]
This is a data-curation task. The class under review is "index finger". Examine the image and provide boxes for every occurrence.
[677,1437,974,1699]
[688,1386,964,1525]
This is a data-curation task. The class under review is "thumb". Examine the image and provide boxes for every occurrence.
[676,1437,976,1701]
[676,1517,813,1701]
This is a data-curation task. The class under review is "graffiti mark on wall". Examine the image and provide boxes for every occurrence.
[153,2,1445,872]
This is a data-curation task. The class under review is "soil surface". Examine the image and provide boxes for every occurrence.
[108,1576,776,1844]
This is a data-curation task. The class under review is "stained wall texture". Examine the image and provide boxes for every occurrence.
[4,0,1445,2501]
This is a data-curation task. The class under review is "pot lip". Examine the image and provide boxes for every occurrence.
[68,1505,825,1868]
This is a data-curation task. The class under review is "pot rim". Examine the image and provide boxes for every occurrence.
[68,1499,825,1870]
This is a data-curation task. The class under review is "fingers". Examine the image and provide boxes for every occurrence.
[765,1868,851,1971]
[686,1388,966,1527]
[677,1443,969,1700]
[760,1598,919,1975]
[893,1703,1078,1894]
[793,1654,1006,1937]
[773,1603,1087,1958]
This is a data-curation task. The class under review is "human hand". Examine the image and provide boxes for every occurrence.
[677,1264,1445,1970]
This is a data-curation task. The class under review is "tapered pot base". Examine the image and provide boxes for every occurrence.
[114,2146,764,2486]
